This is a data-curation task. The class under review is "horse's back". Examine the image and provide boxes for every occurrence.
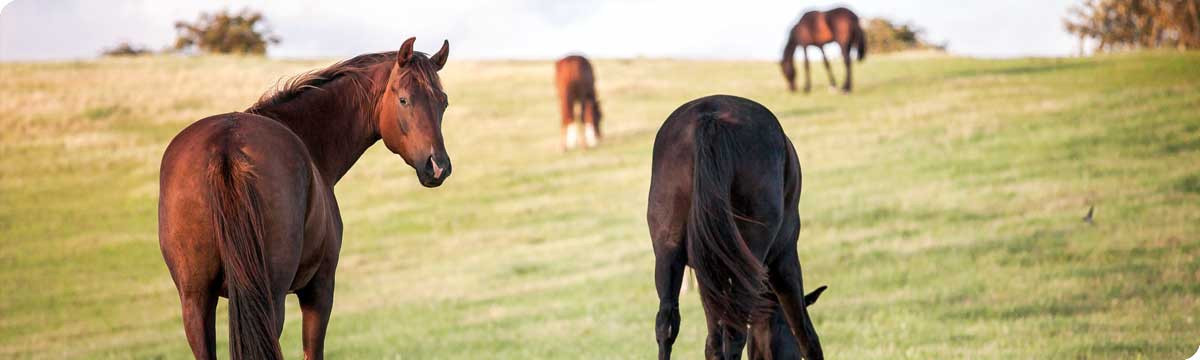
[159,113,318,295]
[825,7,859,22]
[795,7,860,45]
[824,7,861,41]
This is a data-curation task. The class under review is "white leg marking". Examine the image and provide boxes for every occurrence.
[584,123,599,147]
[564,122,579,150]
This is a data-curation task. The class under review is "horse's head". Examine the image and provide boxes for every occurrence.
[379,37,452,188]
[780,59,797,92]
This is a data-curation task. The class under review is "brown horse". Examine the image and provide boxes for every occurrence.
[781,7,866,93]
[158,38,451,360]
[648,95,824,359]
[555,55,602,150]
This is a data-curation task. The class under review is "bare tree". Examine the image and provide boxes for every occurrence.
[1064,0,1200,53]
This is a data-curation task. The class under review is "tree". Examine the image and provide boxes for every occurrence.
[863,18,946,54]
[1064,0,1200,52]
[173,9,281,55]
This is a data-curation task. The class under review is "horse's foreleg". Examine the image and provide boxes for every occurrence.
[560,94,578,151]
[767,219,823,360]
[818,46,837,89]
[801,47,812,93]
[698,287,749,360]
[180,291,218,360]
[299,267,336,360]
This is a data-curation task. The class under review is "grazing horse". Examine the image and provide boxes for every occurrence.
[648,95,824,359]
[159,38,451,360]
[781,7,866,93]
[555,55,603,150]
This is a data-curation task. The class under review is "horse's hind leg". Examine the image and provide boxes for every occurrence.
[818,46,837,89]
[180,290,218,360]
[299,266,336,360]
[652,238,685,359]
[841,45,853,93]
[649,197,686,359]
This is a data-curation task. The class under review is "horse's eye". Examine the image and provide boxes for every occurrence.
[398,97,408,106]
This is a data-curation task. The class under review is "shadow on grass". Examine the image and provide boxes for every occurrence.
[775,105,835,119]
[947,60,1096,79]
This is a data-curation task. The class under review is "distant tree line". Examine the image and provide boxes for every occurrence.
[102,9,280,57]
[1064,0,1200,52]
[862,18,946,54]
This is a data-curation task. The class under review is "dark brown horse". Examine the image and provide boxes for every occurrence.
[781,7,866,93]
[159,38,451,360]
[648,95,824,359]
[555,55,602,150]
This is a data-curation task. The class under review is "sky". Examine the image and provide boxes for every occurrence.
[0,0,1082,61]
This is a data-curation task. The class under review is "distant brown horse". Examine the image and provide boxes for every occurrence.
[159,38,451,360]
[555,55,602,150]
[649,95,824,359]
[781,7,866,93]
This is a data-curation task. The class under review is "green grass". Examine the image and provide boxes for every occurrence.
[1,51,1198,359]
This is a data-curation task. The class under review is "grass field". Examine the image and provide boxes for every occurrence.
[1,51,1198,359]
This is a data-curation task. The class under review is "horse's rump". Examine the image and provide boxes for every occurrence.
[555,56,595,98]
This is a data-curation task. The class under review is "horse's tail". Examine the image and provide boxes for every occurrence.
[207,146,283,360]
[854,25,867,62]
[686,112,769,327]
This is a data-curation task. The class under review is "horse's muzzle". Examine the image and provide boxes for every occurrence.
[418,154,451,188]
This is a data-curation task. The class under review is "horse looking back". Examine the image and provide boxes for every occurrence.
[781,7,866,93]
[648,95,824,359]
[555,55,602,150]
[159,38,451,360]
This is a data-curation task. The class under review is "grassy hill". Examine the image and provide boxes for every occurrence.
[1,51,1197,358]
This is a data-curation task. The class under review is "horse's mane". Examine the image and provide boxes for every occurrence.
[247,52,394,113]
[247,50,446,116]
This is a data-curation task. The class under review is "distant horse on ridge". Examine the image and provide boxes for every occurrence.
[781,7,866,93]
[555,55,603,150]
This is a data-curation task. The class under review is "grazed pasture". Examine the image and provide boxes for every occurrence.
[1,51,1197,358]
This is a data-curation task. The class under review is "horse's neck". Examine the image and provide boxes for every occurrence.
[782,36,798,61]
[257,69,387,185]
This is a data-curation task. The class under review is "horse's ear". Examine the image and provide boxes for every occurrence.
[431,40,449,71]
[804,285,827,306]
[397,37,416,68]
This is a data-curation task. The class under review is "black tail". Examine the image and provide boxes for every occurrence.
[208,149,283,360]
[854,26,867,62]
[686,113,769,327]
